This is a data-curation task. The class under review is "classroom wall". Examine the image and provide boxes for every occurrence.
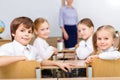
[0,0,120,39]
[73,0,120,31]
[0,0,62,39]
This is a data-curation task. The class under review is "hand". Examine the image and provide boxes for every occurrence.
[63,32,69,40]
[53,47,58,55]
[85,55,98,63]
[20,56,28,61]
[57,63,72,72]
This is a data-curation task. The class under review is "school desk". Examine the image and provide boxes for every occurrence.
[58,49,75,53]
[57,49,76,60]
[0,78,57,80]
[59,77,120,80]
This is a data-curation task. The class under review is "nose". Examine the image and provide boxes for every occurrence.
[25,31,29,36]
[100,39,105,44]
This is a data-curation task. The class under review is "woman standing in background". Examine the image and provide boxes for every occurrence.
[59,0,78,49]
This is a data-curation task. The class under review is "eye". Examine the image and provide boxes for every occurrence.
[28,30,32,34]
[105,38,108,40]
[40,29,44,31]
[77,30,81,32]
[97,37,101,40]
[20,29,24,32]
[46,27,49,30]
[82,28,86,31]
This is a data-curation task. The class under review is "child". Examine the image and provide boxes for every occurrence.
[0,16,72,72]
[33,17,57,59]
[85,25,120,63]
[76,18,94,59]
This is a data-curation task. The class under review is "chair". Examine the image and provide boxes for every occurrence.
[0,60,41,79]
[86,58,120,77]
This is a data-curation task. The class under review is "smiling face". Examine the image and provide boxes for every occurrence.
[77,24,93,40]
[96,29,115,51]
[35,21,50,39]
[12,24,33,46]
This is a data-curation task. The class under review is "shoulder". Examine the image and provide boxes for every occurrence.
[0,42,13,49]
[33,37,44,44]
[28,44,38,52]
[79,40,85,46]
[60,6,67,11]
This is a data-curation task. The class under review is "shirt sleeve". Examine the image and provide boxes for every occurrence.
[76,41,92,59]
[0,44,13,56]
[33,39,54,60]
[98,51,120,60]
[59,7,64,27]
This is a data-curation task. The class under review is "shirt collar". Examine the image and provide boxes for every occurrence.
[37,37,46,42]
[13,40,30,51]
[101,46,116,52]
[65,5,74,9]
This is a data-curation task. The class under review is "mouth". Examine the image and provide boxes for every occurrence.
[22,37,30,41]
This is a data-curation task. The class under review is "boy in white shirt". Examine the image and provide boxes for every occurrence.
[0,16,72,72]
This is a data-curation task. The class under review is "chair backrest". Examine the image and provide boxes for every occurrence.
[0,60,41,79]
[86,58,120,77]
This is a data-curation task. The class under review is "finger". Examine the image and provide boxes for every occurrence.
[62,67,68,72]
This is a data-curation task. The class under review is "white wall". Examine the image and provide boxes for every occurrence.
[0,0,62,39]
[73,0,120,31]
[1,0,120,39]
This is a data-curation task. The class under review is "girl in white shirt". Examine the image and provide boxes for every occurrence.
[76,18,94,59]
[33,18,57,60]
[85,25,120,63]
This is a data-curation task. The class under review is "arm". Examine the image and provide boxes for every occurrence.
[98,51,120,60]
[33,39,54,59]
[85,55,99,63]
[0,56,27,66]
[76,41,93,59]
[59,7,69,40]
[41,60,72,72]
[61,27,69,40]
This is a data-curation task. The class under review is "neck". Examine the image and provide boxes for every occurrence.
[67,4,72,8]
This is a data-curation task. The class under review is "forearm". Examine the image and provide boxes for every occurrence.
[41,60,59,66]
[61,27,66,34]
[0,56,26,66]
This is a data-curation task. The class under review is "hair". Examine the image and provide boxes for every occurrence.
[92,25,120,54]
[77,18,94,28]
[10,16,34,41]
[34,17,49,37]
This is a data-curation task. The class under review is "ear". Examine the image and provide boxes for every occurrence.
[90,26,94,32]
[12,33,15,37]
[34,29,38,35]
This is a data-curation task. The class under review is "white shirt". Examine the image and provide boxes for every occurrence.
[76,35,93,59]
[98,47,120,60]
[0,40,42,62]
[33,37,54,59]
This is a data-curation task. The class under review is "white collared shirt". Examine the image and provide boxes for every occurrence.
[0,40,42,62]
[98,46,120,60]
[76,35,93,59]
[33,37,54,59]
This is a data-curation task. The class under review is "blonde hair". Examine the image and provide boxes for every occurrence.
[92,25,120,54]
[34,17,49,37]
